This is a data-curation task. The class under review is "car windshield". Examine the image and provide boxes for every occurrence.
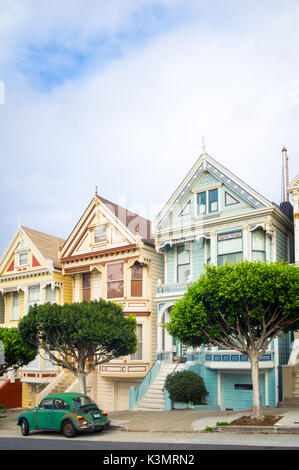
[71,396,97,410]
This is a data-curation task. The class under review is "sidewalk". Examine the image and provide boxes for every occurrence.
[108,406,299,433]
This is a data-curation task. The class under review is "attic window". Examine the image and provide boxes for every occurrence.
[225,191,239,206]
[19,251,28,266]
[94,225,106,244]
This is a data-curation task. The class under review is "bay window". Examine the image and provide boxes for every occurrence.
[28,284,40,310]
[131,262,143,297]
[251,229,266,262]
[131,324,143,360]
[107,262,124,299]
[45,285,57,303]
[217,231,243,266]
[11,291,20,320]
[177,246,190,282]
[82,273,91,301]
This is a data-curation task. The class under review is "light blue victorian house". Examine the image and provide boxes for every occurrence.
[153,149,294,410]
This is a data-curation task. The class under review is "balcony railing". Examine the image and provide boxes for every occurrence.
[156,280,193,296]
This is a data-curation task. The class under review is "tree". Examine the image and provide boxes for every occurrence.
[18,299,138,394]
[0,327,37,376]
[166,261,299,421]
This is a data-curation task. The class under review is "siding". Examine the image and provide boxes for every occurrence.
[276,228,288,261]
[167,248,175,283]
[92,270,102,300]
[73,274,81,302]
[192,241,205,280]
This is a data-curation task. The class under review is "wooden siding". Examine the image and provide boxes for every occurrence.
[192,241,205,280]
[276,227,288,262]
[92,270,102,300]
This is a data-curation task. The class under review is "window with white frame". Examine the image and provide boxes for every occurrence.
[131,324,143,360]
[197,188,219,215]
[28,284,40,310]
[94,225,107,244]
[217,231,243,266]
[11,291,20,320]
[18,251,28,266]
[177,245,190,282]
[45,285,56,303]
[197,192,207,215]
[251,229,266,262]
[209,189,218,212]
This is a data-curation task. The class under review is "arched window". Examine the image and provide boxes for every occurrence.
[131,262,143,297]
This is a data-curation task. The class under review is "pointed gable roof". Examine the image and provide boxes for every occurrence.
[98,196,154,246]
[154,152,273,231]
[21,226,65,269]
[60,194,154,261]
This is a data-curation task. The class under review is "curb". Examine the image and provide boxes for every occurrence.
[214,425,299,434]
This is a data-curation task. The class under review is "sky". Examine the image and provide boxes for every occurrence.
[0,0,298,256]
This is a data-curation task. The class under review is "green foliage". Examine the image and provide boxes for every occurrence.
[216,421,230,426]
[0,327,37,376]
[18,299,138,366]
[166,261,299,350]
[164,370,208,405]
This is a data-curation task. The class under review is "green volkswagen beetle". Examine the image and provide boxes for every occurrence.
[17,393,110,438]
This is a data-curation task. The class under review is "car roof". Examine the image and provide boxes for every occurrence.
[43,393,87,400]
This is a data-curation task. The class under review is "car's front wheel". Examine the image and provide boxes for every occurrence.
[61,419,77,438]
[20,419,29,436]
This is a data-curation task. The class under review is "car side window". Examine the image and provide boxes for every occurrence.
[53,399,69,411]
[39,399,53,410]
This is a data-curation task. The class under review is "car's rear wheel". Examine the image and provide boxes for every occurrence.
[62,419,77,438]
[20,419,29,436]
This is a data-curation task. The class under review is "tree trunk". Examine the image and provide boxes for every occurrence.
[77,371,87,395]
[249,351,263,421]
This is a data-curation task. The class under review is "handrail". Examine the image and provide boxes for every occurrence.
[129,360,161,409]
[162,360,182,392]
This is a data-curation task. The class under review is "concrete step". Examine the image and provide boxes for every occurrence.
[278,397,299,407]
[139,397,165,405]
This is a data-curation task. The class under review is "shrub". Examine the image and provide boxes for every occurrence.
[164,370,208,405]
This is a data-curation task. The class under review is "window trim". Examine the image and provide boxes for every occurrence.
[94,224,107,245]
[177,246,191,282]
[18,250,29,266]
[107,262,124,299]
[130,262,143,298]
[10,291,20,320]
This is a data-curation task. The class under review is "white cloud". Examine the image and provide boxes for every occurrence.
[0,0,298,254]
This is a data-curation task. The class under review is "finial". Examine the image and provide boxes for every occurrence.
[95,185,98,197]
[18,216,21,229]
[202,135,206,154]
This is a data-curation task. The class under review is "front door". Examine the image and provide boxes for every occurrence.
[36,398,54,429]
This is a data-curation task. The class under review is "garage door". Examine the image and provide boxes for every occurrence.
[222,373,265,410]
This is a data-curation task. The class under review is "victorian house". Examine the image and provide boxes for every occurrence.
[0,225,72,408]
[151,149,294,410]
[40,191,163,412]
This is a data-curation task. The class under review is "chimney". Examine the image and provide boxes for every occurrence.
[281,146,289,203]
[280,146,293,220]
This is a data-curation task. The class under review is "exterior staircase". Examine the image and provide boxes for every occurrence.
[279,364,299,408]
[35,370,76,405]
[133,362,185,411]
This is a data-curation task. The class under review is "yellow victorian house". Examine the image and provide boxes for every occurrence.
[36,190,163,412]
[0,225,72,407]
